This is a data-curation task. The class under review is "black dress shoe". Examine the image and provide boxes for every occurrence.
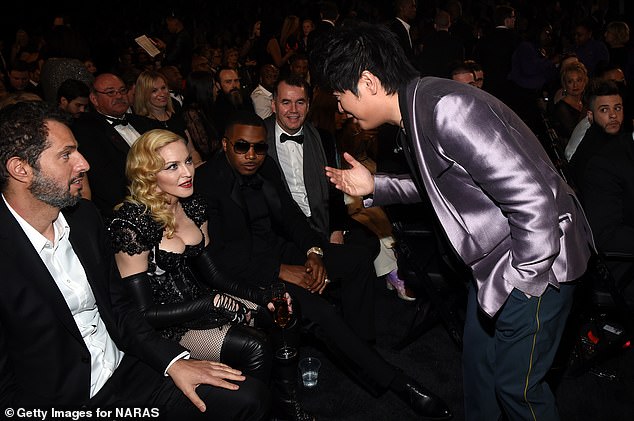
[396,381,452,420]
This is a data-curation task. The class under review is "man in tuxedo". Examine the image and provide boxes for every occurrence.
[267,74,377,253]
[194,111,451,420]
[306,1,339,54]
[0,101,269,419]
[387,0,418,68]
[473,5,520,102]
[72,73,158,217]
[313,23,594,421]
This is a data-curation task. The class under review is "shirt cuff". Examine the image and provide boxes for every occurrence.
[164,351,191,376]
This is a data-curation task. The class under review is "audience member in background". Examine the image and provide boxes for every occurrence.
[473,5,520,102]
[158,65,185,108]
[336,116,416,301]
[449,60,477,85]
[0,91,42,110]
[133,70,202,166]
[420,9,465,78]
[6,60,36,94]
[224,46,254,92]
[568,79,624,188]
[154,13,194,76]
[182,71,222,162]
[279,15,301,55]
[57,78,90,119]
[83,58,97,76]
[299,18,315,53]
[578,101,634,298]
[306,1,339,54]
[565,63,630,160]
[507,20,559,133]
[287,53,310,84]
[133,71,186,137]
[573,19,609,77]
[251,18,295,71]
[213,67,255,135]
[464,59,484,88]
[549,61,589,146]
[120,67,143,114]
[386,0,418,69]
[251,64,279,120]
[604,21,631,70]
[73,73,158,216]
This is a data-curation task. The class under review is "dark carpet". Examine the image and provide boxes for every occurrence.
[294,277,634,421]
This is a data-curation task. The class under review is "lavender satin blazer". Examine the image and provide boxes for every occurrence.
[373,77,594,317]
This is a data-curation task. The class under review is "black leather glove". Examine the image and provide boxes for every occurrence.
[191,248,269,307]
[122,272,247,329]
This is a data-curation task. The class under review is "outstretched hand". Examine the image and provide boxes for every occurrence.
[325,152,374,197]
[168,359,246,412]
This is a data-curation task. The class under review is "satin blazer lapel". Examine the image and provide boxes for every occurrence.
[0,201,84,343]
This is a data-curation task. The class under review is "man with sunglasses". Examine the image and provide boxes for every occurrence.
[194,111,451,420]
[72,73,159,217]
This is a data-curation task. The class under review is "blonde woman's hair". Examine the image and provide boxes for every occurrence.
[133,70,175,117]
[560,61,588,88]
[123,129,186,238]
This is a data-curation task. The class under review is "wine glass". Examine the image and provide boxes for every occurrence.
[270,282,297,359]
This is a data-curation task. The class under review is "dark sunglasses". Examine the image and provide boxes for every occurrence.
[227,138,269,155]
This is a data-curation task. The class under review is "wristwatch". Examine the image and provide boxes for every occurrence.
[306,246,324,257]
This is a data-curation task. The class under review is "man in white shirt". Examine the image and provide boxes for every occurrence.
[0,101,268,419]
[250,64,279,119]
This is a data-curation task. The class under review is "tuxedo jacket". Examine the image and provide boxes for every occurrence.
[386,19,416,66]
[373,77,595,317]
[194,152,324,283]
[72,111,158,216]
[0,199,185,407]
[264,117,347,241]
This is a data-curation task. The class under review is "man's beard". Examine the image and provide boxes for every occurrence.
[29,168,82,209]
[228,89,243,107]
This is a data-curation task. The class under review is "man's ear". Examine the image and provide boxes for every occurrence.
[587,110,594,123]
[359,70,380,95]
[6,157,32,184]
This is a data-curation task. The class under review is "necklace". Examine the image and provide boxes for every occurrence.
[150,110,171,128]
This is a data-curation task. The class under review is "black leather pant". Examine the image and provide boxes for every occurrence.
[220,323,272,383]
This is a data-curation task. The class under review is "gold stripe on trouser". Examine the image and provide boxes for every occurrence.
[523,295,543,421]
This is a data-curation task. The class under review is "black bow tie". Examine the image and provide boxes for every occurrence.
[108,117,128,127]
[280,133,304,144]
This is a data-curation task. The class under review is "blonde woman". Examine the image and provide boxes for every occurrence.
[133,70,203,165]
[109,129,278,381]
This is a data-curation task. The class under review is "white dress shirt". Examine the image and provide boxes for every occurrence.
[275,123,311,216]
[103,114,141,147]
[3,195,123,398]
[251,84,273,119]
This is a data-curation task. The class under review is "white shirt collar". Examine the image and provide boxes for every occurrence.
[2,194,69,252]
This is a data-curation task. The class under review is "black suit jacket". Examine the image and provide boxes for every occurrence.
[264,117,348,241]
[0,199,185,407]
[386,19,416,66]
[579,133,634,254]
[194,152,323,283]
[72,111,158,216]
